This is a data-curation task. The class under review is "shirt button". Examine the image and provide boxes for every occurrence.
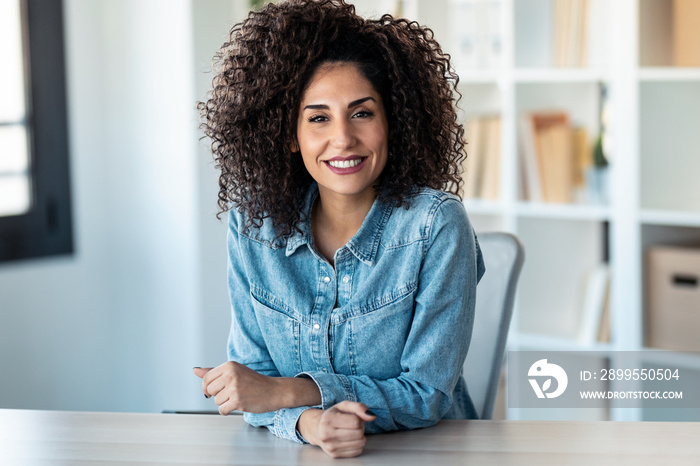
[313,323,321,330]
[322,368,328,373]
[342,276,349,283]
[323,276,331,283]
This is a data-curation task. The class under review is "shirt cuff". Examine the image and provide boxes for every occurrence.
[274,406,312,444]
[295,371,356,409]
[244,407,311,444]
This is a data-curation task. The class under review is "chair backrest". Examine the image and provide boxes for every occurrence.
[463,232,524,419]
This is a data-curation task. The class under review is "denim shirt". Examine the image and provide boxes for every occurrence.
[226,183,485,443]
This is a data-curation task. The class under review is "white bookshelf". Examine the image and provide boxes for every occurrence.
[639,67,700,81]
[351,0,700,422]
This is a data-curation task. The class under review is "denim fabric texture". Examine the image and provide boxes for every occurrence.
[227,182,485,443]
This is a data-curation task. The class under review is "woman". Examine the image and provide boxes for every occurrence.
[194,0,485,458]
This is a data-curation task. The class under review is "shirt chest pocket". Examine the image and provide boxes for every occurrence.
[250,289,303,377]
[336,285,416,379]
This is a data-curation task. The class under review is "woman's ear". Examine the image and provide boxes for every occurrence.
[289,139,300,153]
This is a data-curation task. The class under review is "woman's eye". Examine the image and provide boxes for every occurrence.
[308,115,328,123]
[353,110,373,118]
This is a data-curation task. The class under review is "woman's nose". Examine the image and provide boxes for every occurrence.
[330,120,356,149]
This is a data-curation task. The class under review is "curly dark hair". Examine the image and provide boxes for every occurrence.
[199,0,466,239]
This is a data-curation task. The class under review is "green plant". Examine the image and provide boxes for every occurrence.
[593,133,608,168]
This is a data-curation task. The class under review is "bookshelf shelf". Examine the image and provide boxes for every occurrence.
[513,68,610,83]
[640,209,700,228]
[515,202,611,222]
[512,332,614,353]
[463,199,505,216]
[455,69,503,84]
[639,67,700,82]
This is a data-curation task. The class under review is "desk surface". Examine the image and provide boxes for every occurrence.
[1,409,699,465]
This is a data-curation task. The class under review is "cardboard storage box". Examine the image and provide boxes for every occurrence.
[647,246,700,352]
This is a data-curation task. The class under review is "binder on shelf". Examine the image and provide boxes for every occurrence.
[451,0,480,69]
[484,0,503,69]
[449,0,503,69]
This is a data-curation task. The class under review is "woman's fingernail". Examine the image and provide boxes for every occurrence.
[204,394,210,399]
[365,409,376,416]
[193,366,201,369]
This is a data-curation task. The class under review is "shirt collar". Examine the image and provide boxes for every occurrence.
[285,182,393,266]
[284,183,317,257]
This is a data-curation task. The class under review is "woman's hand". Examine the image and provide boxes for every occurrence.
[193,362,283,414]
[193,362,321,415]
[297,401,376,458]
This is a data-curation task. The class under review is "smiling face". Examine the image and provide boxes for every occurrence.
[295,62,389,202]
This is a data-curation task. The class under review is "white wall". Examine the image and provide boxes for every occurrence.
[192,0,250,380]
[0,0,239,413]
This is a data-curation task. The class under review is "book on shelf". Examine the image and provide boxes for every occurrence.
[518,114,543,202]
[673,0,700,67]
[463,115,501,200]
[577,263,611,346]
[463,117,484,198]
[538,120,574,204]
[519,111,595,204]
[552,0,589,67]
[480,116,501,200]
[572,127,592,202]
[597,288,611,343]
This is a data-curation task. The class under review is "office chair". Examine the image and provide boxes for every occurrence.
[463,232,525,420]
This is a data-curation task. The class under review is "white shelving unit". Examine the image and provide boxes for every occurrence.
[351,0,700,421]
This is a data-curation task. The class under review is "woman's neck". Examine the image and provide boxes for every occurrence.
[311,187,376,265]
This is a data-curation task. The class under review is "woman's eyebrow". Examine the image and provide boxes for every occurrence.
[302,97,376,111]
[348,96,375,107]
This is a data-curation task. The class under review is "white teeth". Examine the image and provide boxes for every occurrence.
[328,158,363,169]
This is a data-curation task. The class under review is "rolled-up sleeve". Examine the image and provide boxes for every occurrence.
[243,407,310,444]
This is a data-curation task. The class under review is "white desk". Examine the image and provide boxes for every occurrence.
[1,409,699,465]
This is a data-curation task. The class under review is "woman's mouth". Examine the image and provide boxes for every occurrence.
[324,157,368,174]
[327,158,364,168]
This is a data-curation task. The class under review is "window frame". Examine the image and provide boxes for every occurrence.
[0,0,73,263]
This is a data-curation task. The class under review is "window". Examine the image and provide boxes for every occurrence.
[0,0,72,262]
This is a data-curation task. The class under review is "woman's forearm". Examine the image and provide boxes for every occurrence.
[275,376,322,409]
